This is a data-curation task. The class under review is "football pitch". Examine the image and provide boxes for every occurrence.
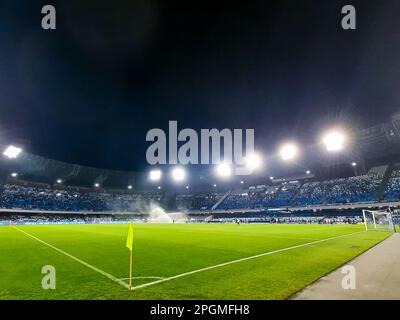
[0,223,392,300]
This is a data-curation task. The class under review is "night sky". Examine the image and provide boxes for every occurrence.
[1,0,400,171]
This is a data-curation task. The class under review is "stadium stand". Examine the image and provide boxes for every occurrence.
[177,192,221,210]
[0,184,161,212]
[0,166,399,214]
[0,213,140,225]
[214,172,384,210]
[384,168,400,201]
[292,173,382,206]
[209,216,362,225]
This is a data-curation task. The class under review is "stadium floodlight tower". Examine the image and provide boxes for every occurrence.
[245,153,262,171]
[149,169,162,181]
[171,166,186,183]
[279,143,298,161]
[3,145,22,159]
[362,209,395,231]
[322,130,346,152]
[216,162,232,178]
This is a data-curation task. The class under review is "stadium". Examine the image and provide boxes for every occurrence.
[2,0,400,305]
[1,119,400,300]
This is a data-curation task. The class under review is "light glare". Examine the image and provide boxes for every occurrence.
[171,167,186,182]
[216,163,232,178]
[246,154,262,170]
[279,143,298,161]
[149,169,162,181]
[323,130,346,152]
[3,145,22,159]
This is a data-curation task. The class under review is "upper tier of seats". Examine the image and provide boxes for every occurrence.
[215,173,384,210]
[384,169,400,201]
[1,168,399,212]
[0,184,161,212]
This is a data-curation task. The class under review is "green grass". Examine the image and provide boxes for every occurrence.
[0,223,391,300]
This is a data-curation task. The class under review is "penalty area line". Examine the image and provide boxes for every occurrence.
[13,226,129,290]
[131,230,366,291]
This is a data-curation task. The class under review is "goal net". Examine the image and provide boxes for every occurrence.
[362,209,394,232]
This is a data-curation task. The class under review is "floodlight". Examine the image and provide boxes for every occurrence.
[171,167,186,182]
[3,145,22,159]
[270,176,274,180]
[186,185,190,189]
[322,130,346,152]
[351,162,357,167]
[56,179,62,184]
[149,169,162,181]
[245,153,262,170]
[11,172,18,178]
[240,180,244,184]
[306,170,311,175]
[279,143,298,161]
[157,186,162,190]
[213,184,217,188]
[216,163,232,178]
[127,185,133,189]
[94,183,100,188]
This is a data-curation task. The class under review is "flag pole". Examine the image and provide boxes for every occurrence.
[129,248,133,290]
[126,220,134,290]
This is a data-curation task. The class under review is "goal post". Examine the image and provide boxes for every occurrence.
[362,209,395,232]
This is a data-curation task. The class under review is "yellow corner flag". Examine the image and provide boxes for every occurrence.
[126,221,134,290]
[126,221,134,251]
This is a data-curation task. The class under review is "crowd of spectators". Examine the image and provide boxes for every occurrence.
[216,173,382,210]
[0,213,142,225]
[177,192,221,210]
[218,192,254,210]
[384,170,400,201]
[210,216,361,224]
[0,184,161,212]
[0,170,395,214]
[293,174,382,206]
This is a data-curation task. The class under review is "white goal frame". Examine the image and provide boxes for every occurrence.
[362,209,394,232]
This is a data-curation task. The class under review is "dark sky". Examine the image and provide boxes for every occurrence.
[0,0,400,171]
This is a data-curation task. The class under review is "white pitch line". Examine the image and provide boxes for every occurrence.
[13,227,129,290]
[131,230,366,291]
[119,276,165,281]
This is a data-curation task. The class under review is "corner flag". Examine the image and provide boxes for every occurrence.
[126,221,134,251]
[126,221,134,290]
